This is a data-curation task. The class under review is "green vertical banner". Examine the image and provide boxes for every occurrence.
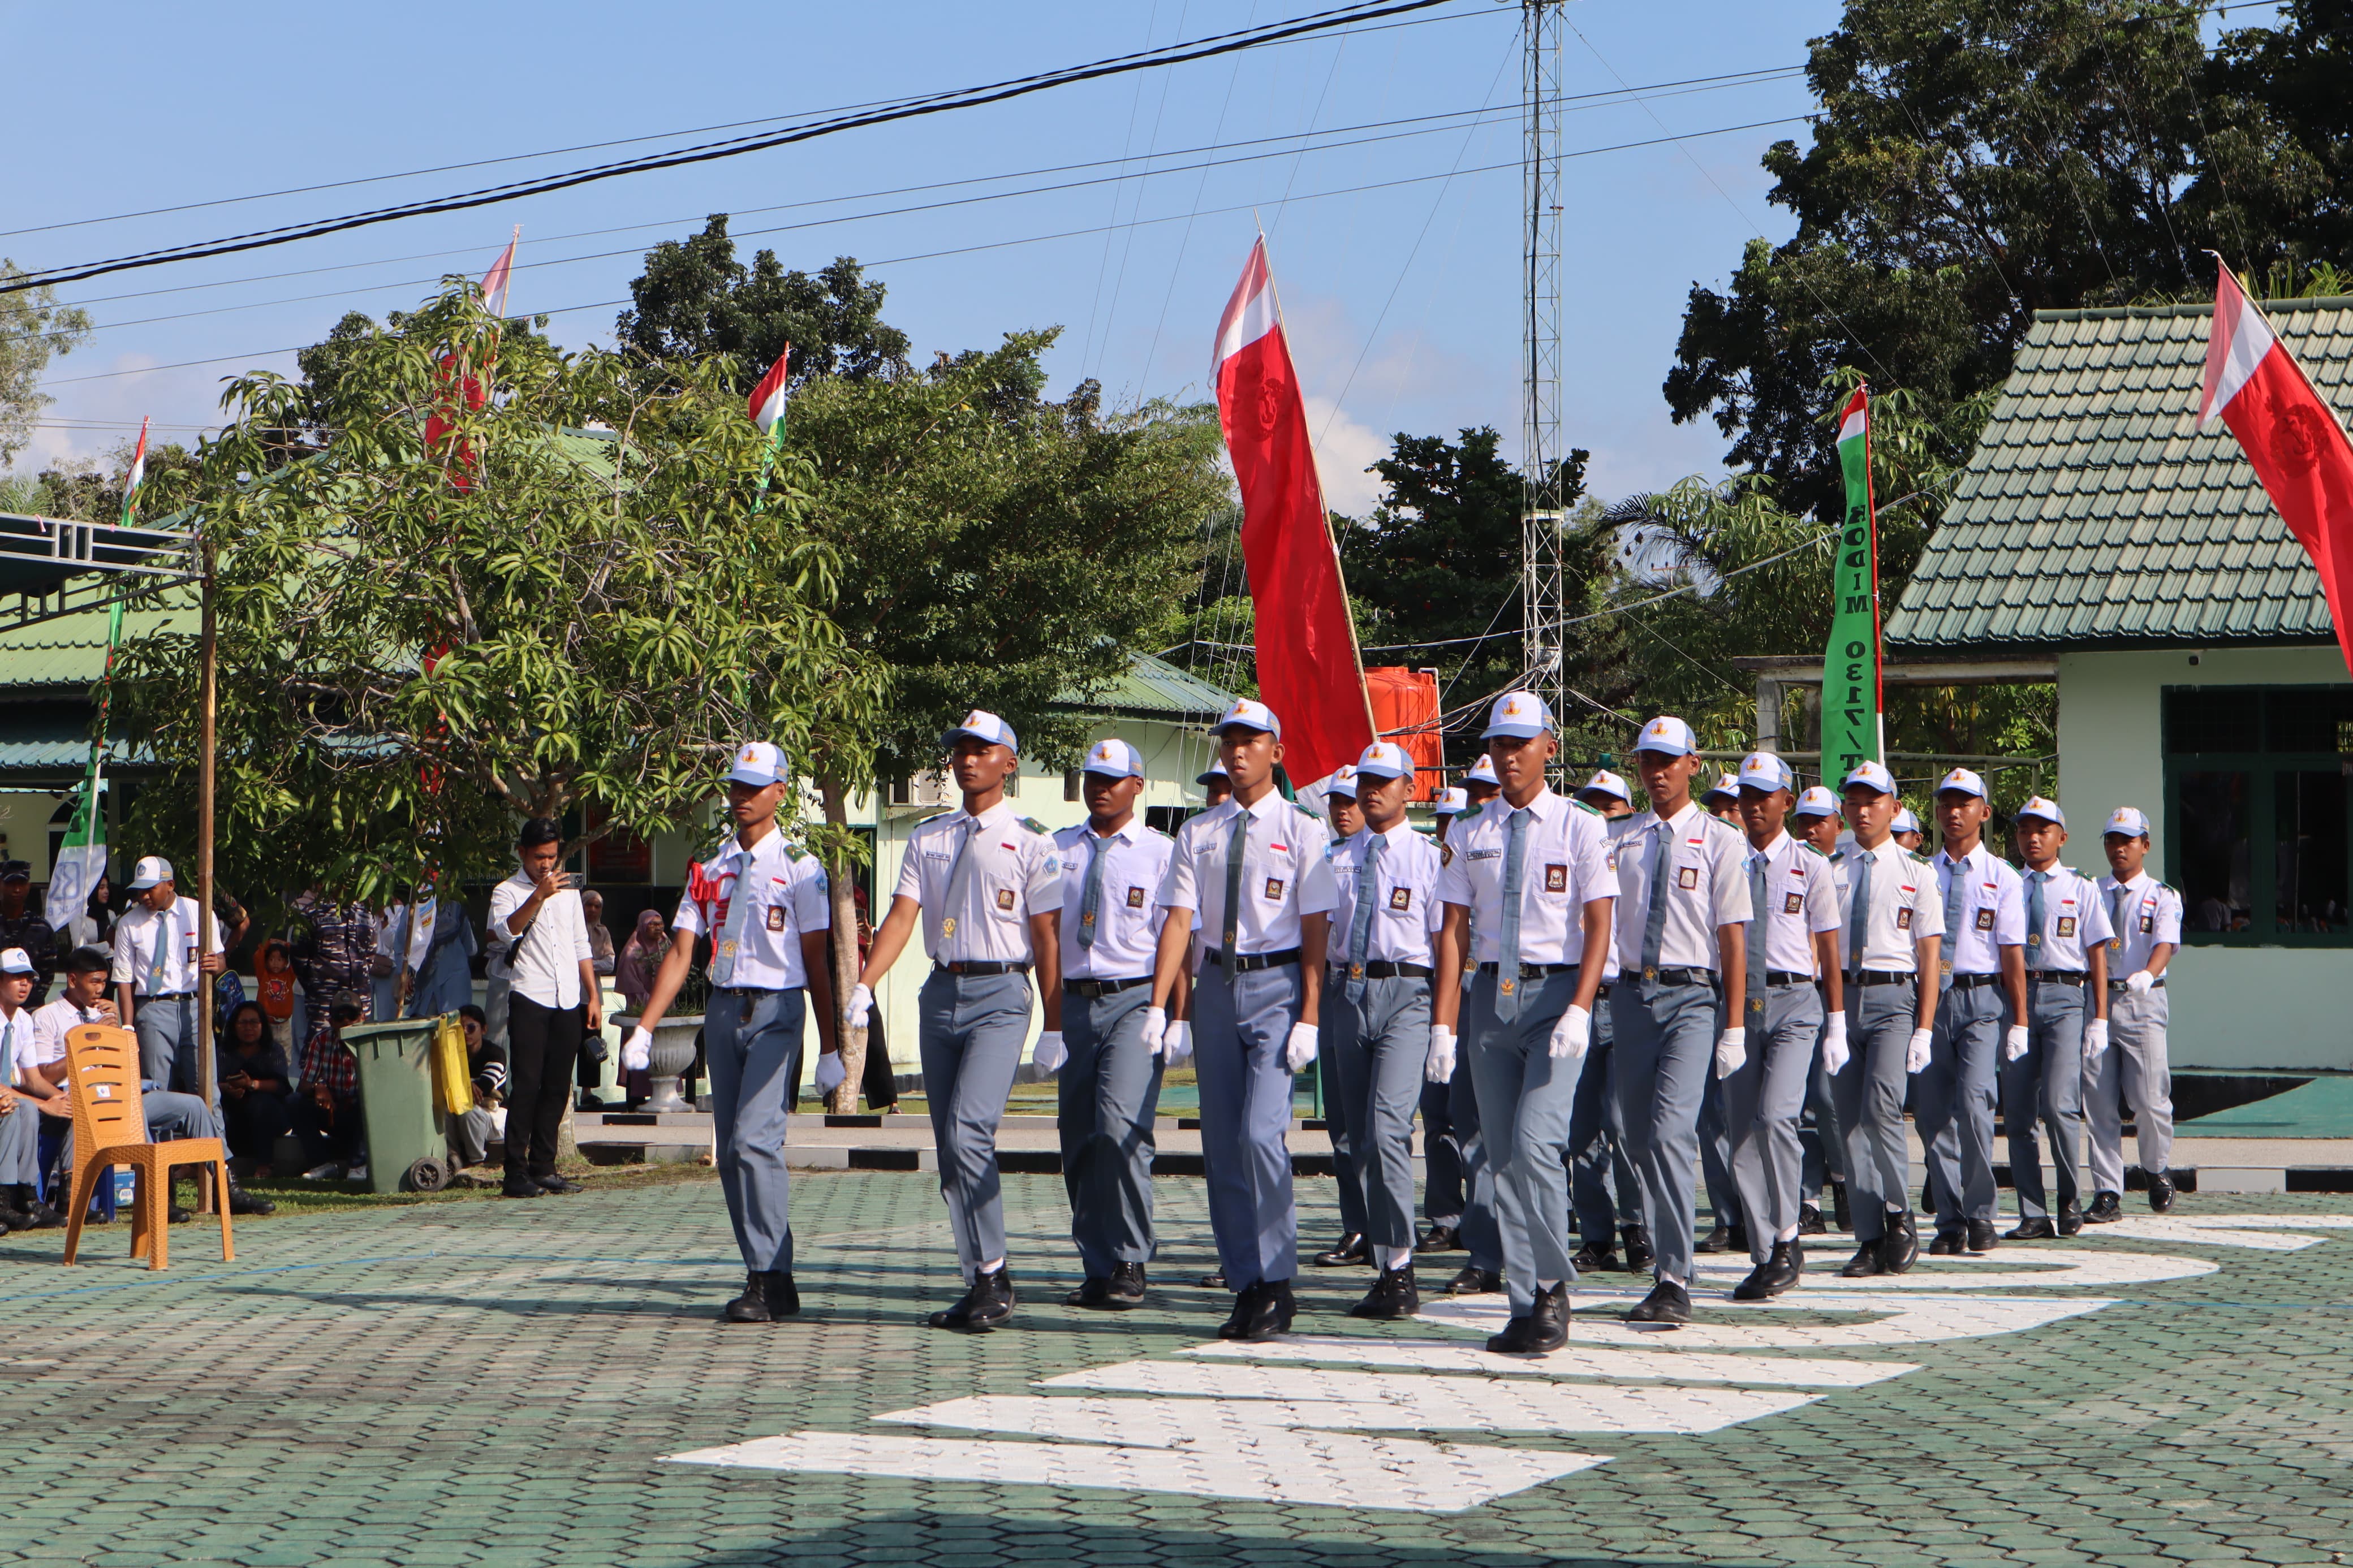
[1820,384,1883,783]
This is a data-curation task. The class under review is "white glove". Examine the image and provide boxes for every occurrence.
[2125,969,2154,995]
[2082,1017,2110,1060]
[1713,1025,1748,1080]
[1031,1030,1067,1074]
[1906,1027,1934,1074]
[1140,1005,1167,1056]
[1548,1004,1592,1062]
[812,1050,847,1096]
[1283,1022,1320,1074]
[1163,1019,1193,1066]
[2003,1024,2031,1062]
[846,983,874,1030]
[1819,1011,1850,1075]
[1425,1024,1457,1085]
[621,1027,653,1072]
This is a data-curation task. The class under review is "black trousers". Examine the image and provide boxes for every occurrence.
[222,1090,293,1164]
[506,994,584,1179]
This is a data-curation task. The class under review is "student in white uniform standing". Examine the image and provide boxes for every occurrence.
[1567,768,1647,1276]
[1311,765,1371,1269]
[2089,807,2182,1219]
[1792,785,1850,1232]
[2005,797,2111,1239]
[110,857,230,1104]
[1923,767,2028,1256]
[854,710,1064,1332]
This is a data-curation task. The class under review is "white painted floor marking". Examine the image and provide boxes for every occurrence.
[1679,1247,2214,1289]
[669,1428,1606,1513]
[2078,1213,2353,1252]
[1416,1291,2116,1350]
[1185,1335,1916,1387]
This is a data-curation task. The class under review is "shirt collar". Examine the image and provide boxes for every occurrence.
[1754,829,1792,861]
[1084,815,1143,844]
[957,798,1016,831]
[1658,799,1702,832]
[1239,789,1287,822]
[1937,841,1983,871]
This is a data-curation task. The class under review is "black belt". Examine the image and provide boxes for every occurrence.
[1207,947,1300,973]
[1065,975,1151,998]
[718,984,800,996]
[2028,970,2086,985]
[1945,971,2003,990]
[2107,975,2166,989]
[1847,969,1915,986]
[1476,961,1580,978]
[1765,970,1812,987]
[935,961,1030,977]
[1640,966,1718,988]
[1330,961,1433,981]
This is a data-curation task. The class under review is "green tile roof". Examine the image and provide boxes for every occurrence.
[1056,652,1236,720]
[1885,296,2353,652]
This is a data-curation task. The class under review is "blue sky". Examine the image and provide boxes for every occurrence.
[14,1,1879,509]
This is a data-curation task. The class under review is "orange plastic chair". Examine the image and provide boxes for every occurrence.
[60,1022,234,1270]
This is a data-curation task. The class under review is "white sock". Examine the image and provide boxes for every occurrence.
[1386,1246,1415,1271]
[1656,1271,1683,1288]
[1776,1224,1799,1242]
[977,1258,1005,1278]
[1536,1277,1563,1294]
[1886,1200,1907,1215]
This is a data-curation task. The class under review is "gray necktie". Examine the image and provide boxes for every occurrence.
[2109,882,2130,964]
[1346,832,1386,1001]
[1077,833,1108,951]
[1942,850,1966,981]
[1747,849,1769,1025]
[2027,870,2048,963]
[1640,820,1671,979]
[940,818,980,952]
[1847,849,1873,978]
[1221,809,1248,956]
[1494,807,1530,1020]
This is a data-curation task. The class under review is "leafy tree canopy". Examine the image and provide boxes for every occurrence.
[0,258,90,472]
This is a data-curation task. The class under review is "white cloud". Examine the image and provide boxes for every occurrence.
[1303,394,1388,517]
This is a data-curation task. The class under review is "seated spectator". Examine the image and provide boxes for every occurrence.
[294,997,367,1181]
[449,1004,507,1170]
[0,863,57,1007]
[218,1001,294,1176]
[256,939,299,1052]
[0,948,59,1232]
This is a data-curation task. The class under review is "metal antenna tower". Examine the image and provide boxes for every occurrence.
[1520,2,1567,758]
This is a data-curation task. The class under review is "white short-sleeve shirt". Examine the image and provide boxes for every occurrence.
[1053,818,1175,980]
[894,799,1063,965]
[2096,871,2183,978]
[1157,792,1336,957]
[1326,822,1446,969]
[1745,831,1843,977]
[2020,863,2114,973]
[29,996,103,1070]
[673,828,832,990]
[1435,789,1614,967]
[1933,843,2027,974]
[1,1005,36,1081]
[1611,801,1753,974]
[1832,839,1941,974]
[109,897,228,997]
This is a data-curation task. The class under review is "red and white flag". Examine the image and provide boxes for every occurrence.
[480,226,519,318]
[2200,257,2353,674]
[1210,237,1374,787]
[749,345,792,438]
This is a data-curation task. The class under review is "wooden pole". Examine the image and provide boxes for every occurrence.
[196,539,219,1211]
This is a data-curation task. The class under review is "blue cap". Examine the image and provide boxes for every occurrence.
[1433,786,1469,817]
[1737,751,1797,794]
[1082,738,1145,780]
[1324,765,1359,801]
[1936,766,1988,800]
[1793,785,1838,819]
[1216,697,1281,738]
[2016,795,2065,828]
[1633,715,1697,758]
[1703,771,1743,802]
[0,948,32,976]
[1578,768,1631,805]
[2105,806,2151,839]
[1892,806,1922,835]
[1464,755,1500,787]
[1842,759,1897,796]
[1195,759,1229,787]
[727,741,789,788]
[942,709,1019,754]
[1481,690,1554,740]
[1355,741,1414,781]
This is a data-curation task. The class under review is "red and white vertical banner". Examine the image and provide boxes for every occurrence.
[1211,236,1375,787]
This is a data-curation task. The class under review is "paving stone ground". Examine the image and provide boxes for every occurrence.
[2,1173,2349,1567]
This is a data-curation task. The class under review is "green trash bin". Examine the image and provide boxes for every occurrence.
[342,1017,454,1195]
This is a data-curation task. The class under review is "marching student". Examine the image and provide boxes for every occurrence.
[2091,807,2182,1218]
[1149,698,1335,1342]
[854,711,1064,1331]
[1924,768,2029,1256]
[1040,738,1183,1309]
[1462,754,1502,810]
[1422,772,1507,1297]
[626,741,834,1324]
[1793,785,1850,1232]
[2005,798,2110,1239]
[110,856,233,1103]
[1432,786,1469,830]
[1415,784,1471,1258]
[1829,762,1941,1276]
[1724,753,1843,1298]
[1323,741,1445,1318]
[1608,717,1750,1324]
[1433,691,1614,1353]
[1312,765,1371,1268]
[1568,767,1648,1275]
[1702,772,1744,824]
[1196,759,1233,809]
[1892,807,1926,854]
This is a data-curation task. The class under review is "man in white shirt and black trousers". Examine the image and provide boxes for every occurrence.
[855,710,1063,1332]
[486,819,602,1201]
[1432,692,1614,1353]
[1608,715,1751,1326]
[626,741,835,1323]
[1037,737,1183,1311]
[2005,797,2110,1239]
[1150,698,1336,1343]
[1924,767,2029,1255]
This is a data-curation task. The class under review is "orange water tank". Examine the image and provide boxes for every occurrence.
[1364,666,1442,800]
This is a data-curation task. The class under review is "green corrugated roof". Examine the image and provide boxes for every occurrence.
[1056,652,1236,720]
[1885,296,2353,652]
[0,600,196,693]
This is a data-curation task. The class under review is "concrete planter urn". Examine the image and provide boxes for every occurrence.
[616,1014,701,1113]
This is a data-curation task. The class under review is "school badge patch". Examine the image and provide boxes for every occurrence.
[1545,865,1567,893]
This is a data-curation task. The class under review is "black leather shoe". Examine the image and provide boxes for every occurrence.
[1967,1220,1997,1254]
[1696,1224,1735,1254]
[1486,1281,1570,1353]
[1312,1231,1368,1267]
[16,1200,62,1230]
[1416,1224,1460,1253]
[1831,1181,1852,1232]
[2058,1201,2084,1237]
[2005,1216,2056,1241]
[537,1174,585,1195]
[1445,1265,1502,1295]
[1733,1240,1803,1301]
[168,1203,193,1224]
[930,1267,1016,1331]
[725,1271,799,1322]
[1065,1276,1110,1308]
[1929,1229,1967,1256]
[1221,1280,1294,1341]
[2148,1172,2177,1213]
[1570,1242,1619,1274]
[1839,1243,1886,1278]
[1216,1282,1262,1339]
[1798,1204,1826,1236]
[1879,1210,1919,1274]
[1197,1270,1227,1289]
[227,1183,275,1216]
[1349,1264,1420,1320]
[2084,1191,2123,1224]
[1623,1278,1691,1325]
[1621,1225,1656,1273]
[1105,1261,1147,1306]
[500,1178,544,1199]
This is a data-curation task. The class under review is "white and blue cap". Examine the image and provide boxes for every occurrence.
[1936,766,1989,800]
[2016,795,2066,828]
[1464,755,1500,787]
[1324,765,1359,801]
[942,709,1019,753]
[726,740,788,788]
[1355,740,1414,781]
[1892,806,1923,835]
[1195,759,1229,787]
[0,948,32,976]
[1737,751,1798,794]
[1433,786,1469,817]
[129,854,174,891]
[1217,697,1281,738]
[2105,806,2152,839]
[1083,738,1145,779]
[1704,771,1743,802]
[1842,759,1897,796]
[1481,690,1554,740]
[1578,768,1631,804]
[1793,785,1839,819]
[1632,715,1697,758]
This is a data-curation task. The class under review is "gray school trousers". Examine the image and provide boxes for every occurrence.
[1058,980,1162,1279]
[917,968,1032,1280]
[2005,977,2085,1221]
[1830,977,1919,1246]
[1466,968,1585,1316]
[2085,983,2174,1190]
[1921,977,2006,1232]
[707,987,807,1276]
[1330,972,1433,1258]
[1724,980,1824,1263]
[1611,975,1721,1288]
[1192,957,1304,1289]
